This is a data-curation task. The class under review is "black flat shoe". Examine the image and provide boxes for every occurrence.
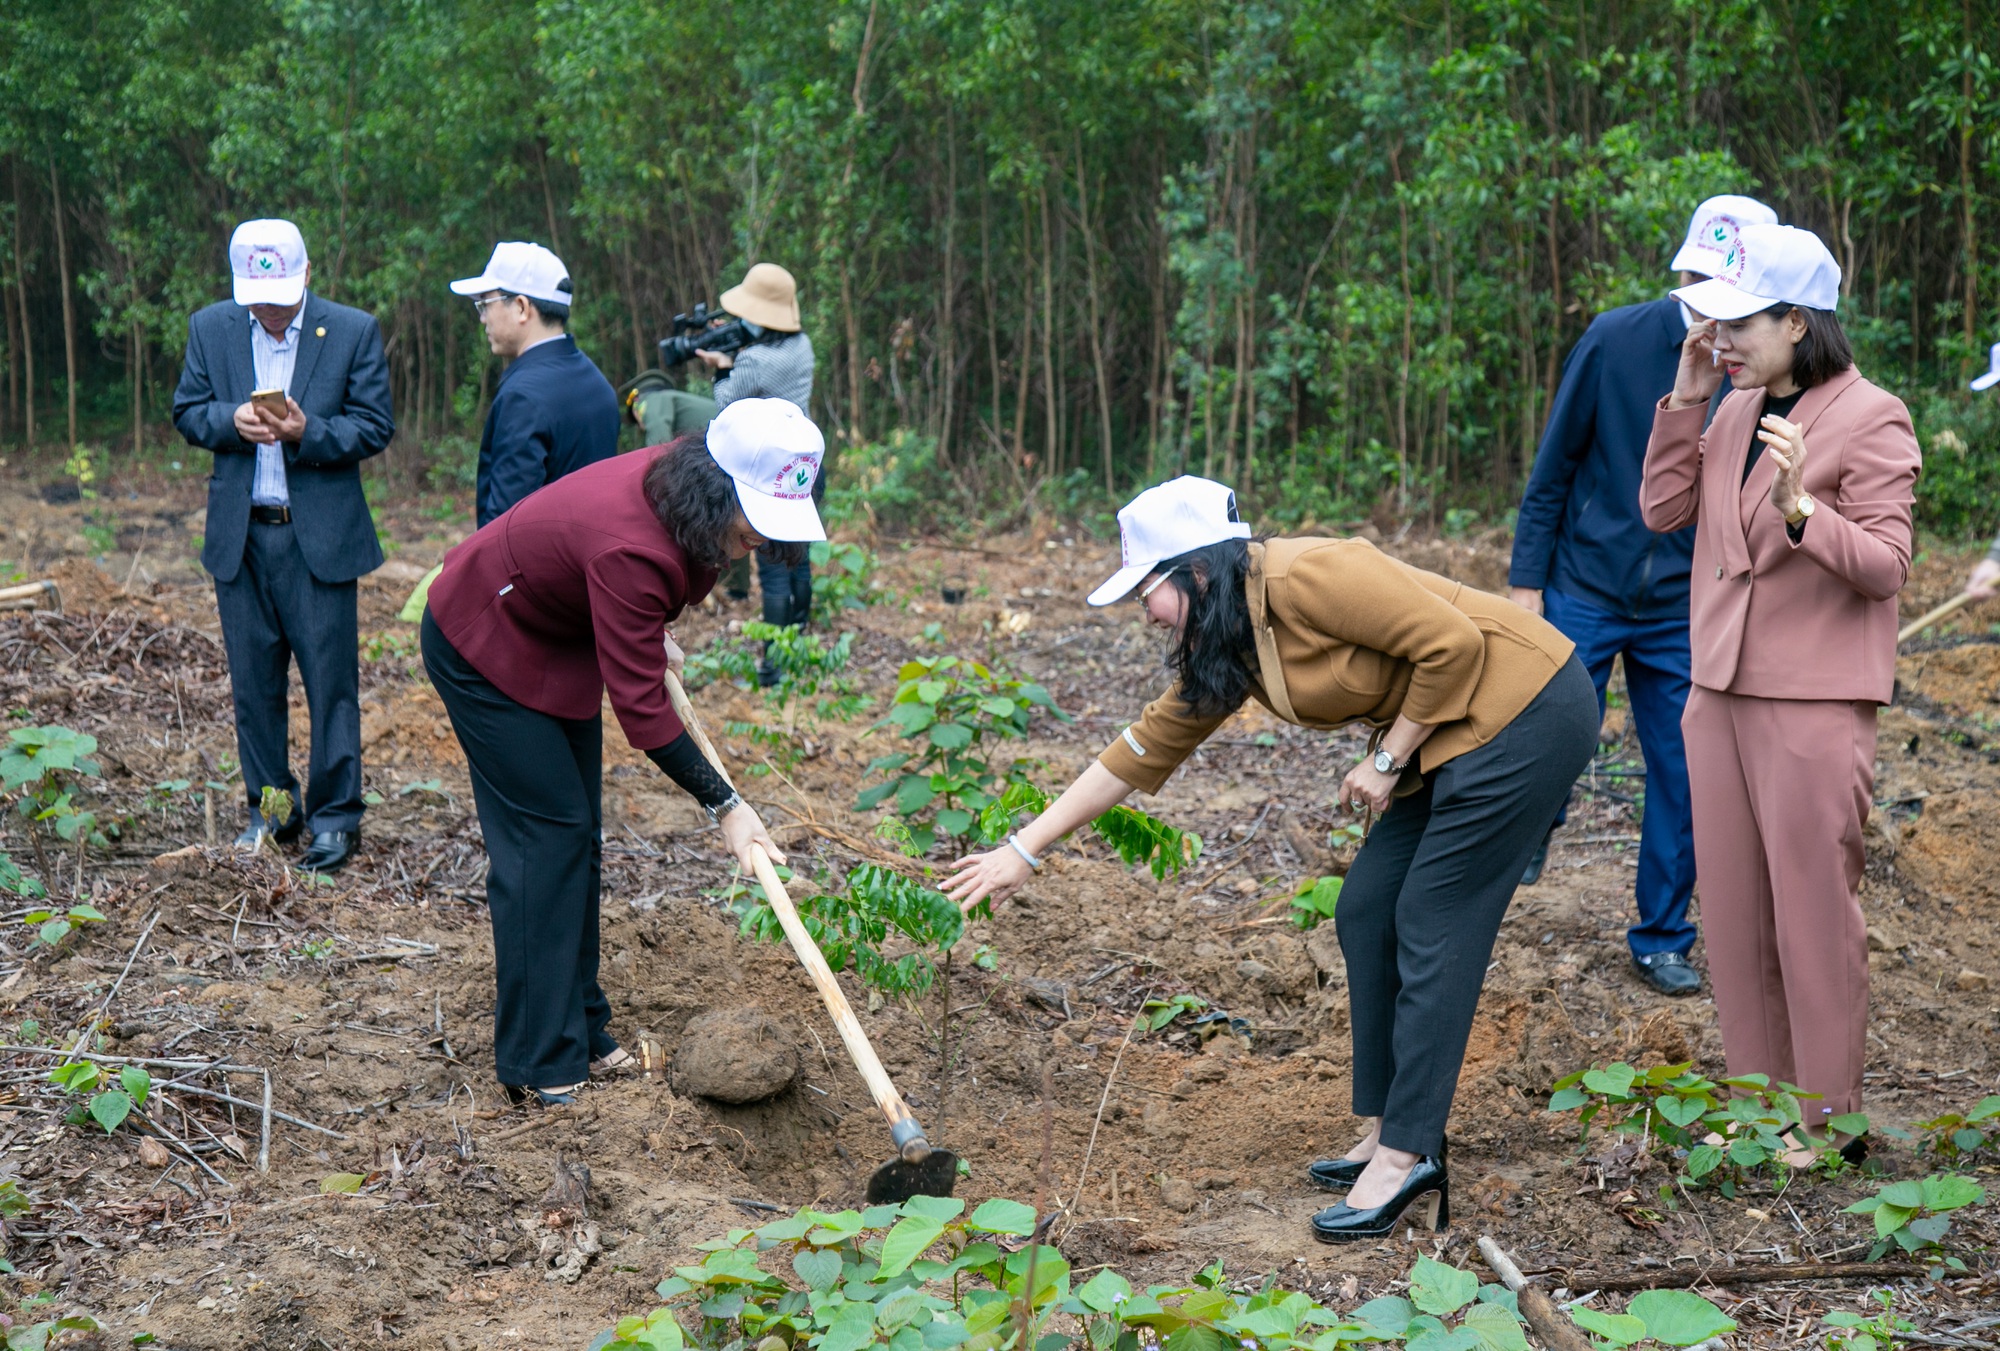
[504,1082,582,1107]
[1308,1139,1448,1192]
[234,814,303,850]
[299,829,359,874]
[1520,824,1556,886]
[1310,1155,1449,1243]
[1633,951,1702,996]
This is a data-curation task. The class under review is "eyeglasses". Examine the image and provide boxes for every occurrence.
[472,294,519,315]
[1135,567,1178,605]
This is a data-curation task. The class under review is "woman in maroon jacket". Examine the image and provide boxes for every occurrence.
[422,398,823,1105]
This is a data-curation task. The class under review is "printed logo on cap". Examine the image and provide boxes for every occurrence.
[246,246,289,277]
[773,455,819,501]
[1685,214,1747,278]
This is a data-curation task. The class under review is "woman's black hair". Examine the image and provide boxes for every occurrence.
[1154,538,1257,719]
[1761,303,1854,389]
[642,432,805,569]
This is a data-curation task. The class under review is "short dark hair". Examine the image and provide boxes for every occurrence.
[506,291,569,328]
[1764,303,1853,389]
[1154,538,1258,719]
[642,432,804,570]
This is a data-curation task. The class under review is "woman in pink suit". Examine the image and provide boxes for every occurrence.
[1640,223,1919,1160]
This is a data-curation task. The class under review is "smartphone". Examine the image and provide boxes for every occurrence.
[250,387,287,417]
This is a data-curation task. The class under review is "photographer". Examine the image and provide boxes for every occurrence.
[698,264,819,683]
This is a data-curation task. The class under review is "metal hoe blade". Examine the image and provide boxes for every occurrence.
[865,1148,961,1205]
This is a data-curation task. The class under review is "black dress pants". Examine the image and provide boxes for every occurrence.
[1335,654,1598,1156]
[420,612,614,1088]
[212,519,363,833]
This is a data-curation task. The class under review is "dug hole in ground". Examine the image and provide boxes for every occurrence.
[0,468,1995,1349]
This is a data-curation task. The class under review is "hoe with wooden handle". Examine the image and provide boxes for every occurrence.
[663,668,959,1203]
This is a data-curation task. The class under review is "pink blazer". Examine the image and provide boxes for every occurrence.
[1640,366,1920,704]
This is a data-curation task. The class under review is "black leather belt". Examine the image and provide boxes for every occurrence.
[249,505,292,524]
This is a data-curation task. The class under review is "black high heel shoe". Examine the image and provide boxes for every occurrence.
[1308,1140,1448,1192]
[1310,1155,1449,1243]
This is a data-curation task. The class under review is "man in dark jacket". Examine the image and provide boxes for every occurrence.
[1508,195,1776,996]
[172,218,394,874]
[450,242,619,526]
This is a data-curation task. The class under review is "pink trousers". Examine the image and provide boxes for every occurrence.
[1682,688,1874,1120]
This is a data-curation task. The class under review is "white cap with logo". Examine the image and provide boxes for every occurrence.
[449,242,574,307]
[1972,342,2000,393]
[230,219,309,307]
[1087,476,1252,607]
[706,398,827,542]
[1670,195,1779,276]
[1672,223,1842,322]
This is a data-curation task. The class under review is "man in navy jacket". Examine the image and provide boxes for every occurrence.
[172,219,394,874]
[450,242,619,526]
[1508,195,1776,996]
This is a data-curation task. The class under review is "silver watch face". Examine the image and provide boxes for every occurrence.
[1373,750,1395,774]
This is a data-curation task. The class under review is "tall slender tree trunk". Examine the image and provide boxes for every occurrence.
[1012,195,1034,465]
[1961,0,1977,356]
[842,262,865,444]
[1073,136,1114,494]
[3,220,18,442]
[1389,145,1413,511]
[11,165,33,447]
[939,116,958,465]
[130,320,145,455]
[1038,179,1058,475]
[50,162,77,451]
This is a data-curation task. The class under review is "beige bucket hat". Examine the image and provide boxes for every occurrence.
[720,263,802,332]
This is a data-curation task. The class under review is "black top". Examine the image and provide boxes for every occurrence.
[476,335,621,527]
[1743,388,1806,484]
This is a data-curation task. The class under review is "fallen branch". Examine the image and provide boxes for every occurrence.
[1477,1236,1593,1351]
[1561,1259,1926,1292]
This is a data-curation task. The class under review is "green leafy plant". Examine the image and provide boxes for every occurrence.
[692,623,868,773]
[975,780,1202,880]
[1823,1291,1915,1351]
[1290,875,1342,929]
[1138,992,1211,1031]
[0,852,42,901]
[858,657,1068,851]
[724,862,965,999]
[1,726,107,885]
[0,1307,99,1350]
[591,1197,1539,1351]
[1567,1289,1737,1348]
[1910,1095,2000,1163]
[47,1062,149,1135]
[810,541,883,612]
[20,903,106,952]
[1843,1172,1986,1267]
[1548,1062,1863,1194]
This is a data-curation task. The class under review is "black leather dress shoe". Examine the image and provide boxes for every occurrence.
[1520,823,1557,885]
[234,815,303,850]
[504,1082,582,1107]
[1310,1155,1450,1243]
[1633,951,1702,996]
[1308,1139,1448,1192]
[299,830,359,874]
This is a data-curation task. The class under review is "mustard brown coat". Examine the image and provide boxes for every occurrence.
[1096,537,1577,794]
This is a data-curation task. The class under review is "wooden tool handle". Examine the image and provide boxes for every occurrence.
[1898,590,1978,645]
[661,666,932,1162]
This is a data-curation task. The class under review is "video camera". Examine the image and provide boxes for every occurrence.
[656,302,776,368]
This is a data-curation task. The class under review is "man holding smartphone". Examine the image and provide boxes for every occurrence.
[172,218,395,874]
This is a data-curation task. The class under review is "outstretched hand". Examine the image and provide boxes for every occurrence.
[942,846,1034,914]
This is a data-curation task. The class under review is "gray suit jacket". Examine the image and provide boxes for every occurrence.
[172,293,395,584]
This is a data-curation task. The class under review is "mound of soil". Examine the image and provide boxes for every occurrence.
[674,1009,800,1103]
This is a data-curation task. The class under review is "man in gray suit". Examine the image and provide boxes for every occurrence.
[172,218,394,873]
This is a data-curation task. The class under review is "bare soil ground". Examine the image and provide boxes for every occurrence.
[1,464,1997,1349]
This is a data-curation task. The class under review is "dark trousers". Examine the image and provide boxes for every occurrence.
[1336,654,1598,1156]
[756,548,813,684]
[420,612,614,1088]
[212,519,363,833]
[1542,587,1698,957]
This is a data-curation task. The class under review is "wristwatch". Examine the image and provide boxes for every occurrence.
[705,790,744,824]
[1372,748,1408,775]
[1785,494,1817,526]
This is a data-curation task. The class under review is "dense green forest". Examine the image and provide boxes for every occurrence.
[2,0,1998,531]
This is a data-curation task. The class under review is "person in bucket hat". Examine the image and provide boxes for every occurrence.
[1644,221,1921,1166]
[419,398,823,1107]
[944,476,1599,1246]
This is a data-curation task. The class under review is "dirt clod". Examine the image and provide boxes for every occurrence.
[1156,1175,1197,1213]
[674,1008,800,1103]
[1953,968,1990,991]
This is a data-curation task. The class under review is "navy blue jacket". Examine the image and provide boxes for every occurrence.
[1509,298,1699,621]
[476,335,620,527]
[173,293,395,585]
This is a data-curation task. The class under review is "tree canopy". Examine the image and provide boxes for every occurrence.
[3,0,1997,530]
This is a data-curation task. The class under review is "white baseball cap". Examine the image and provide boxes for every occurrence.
[1672,223,1842,321]
[1670,195,1779,275]
[229,219,309,307]
[1973,342,2000,392]
[1088,476,1252,607]
[707,398,826,542]
[449,241,574,307]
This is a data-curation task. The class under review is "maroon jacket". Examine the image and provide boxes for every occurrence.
[427,447,718,749]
